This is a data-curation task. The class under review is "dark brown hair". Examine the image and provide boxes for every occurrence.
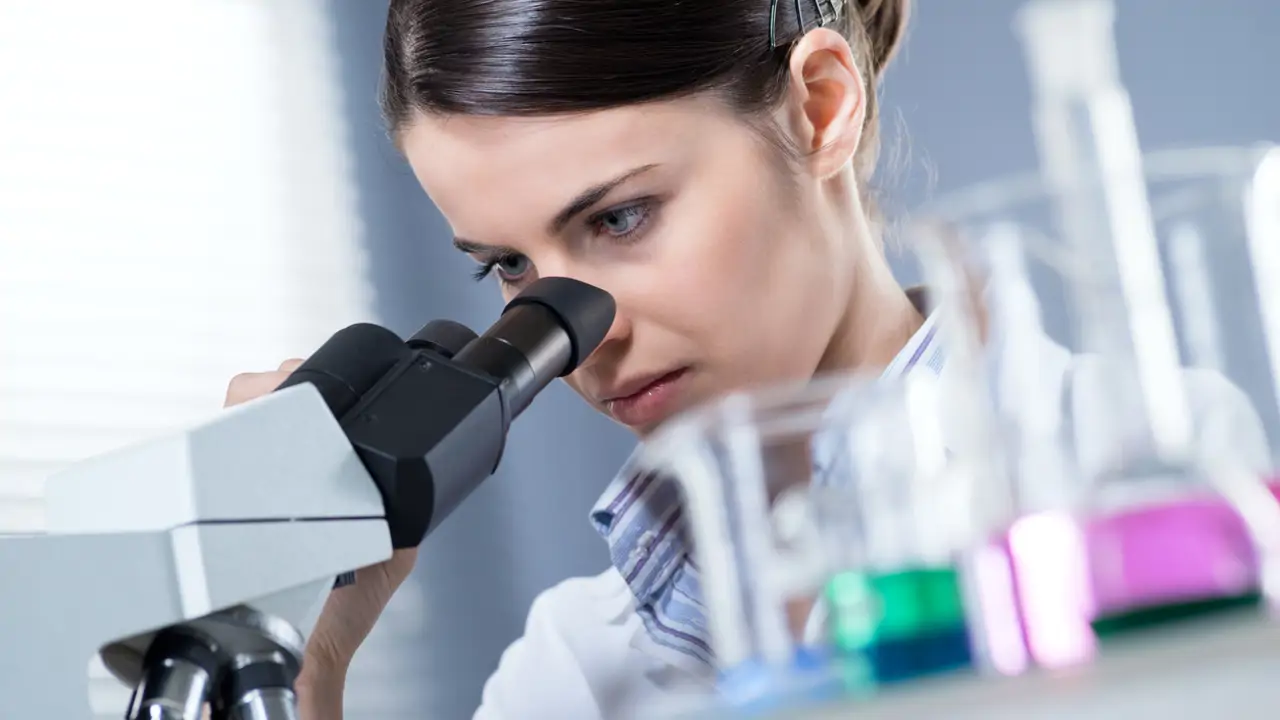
[381,0,908,187]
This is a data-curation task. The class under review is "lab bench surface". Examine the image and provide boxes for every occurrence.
[781,615,1280,719]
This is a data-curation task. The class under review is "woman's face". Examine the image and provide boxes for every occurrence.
[400,97,859,436]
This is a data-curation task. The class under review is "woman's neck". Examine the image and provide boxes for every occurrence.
[816,259,924,376]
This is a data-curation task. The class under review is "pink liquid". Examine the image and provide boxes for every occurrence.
[969,479,1280,673]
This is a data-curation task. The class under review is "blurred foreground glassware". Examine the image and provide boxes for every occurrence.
[909,169,1280,677]
[644,1,1280,711]
[880,0,1280,680]
[1024,0,1280,645]
[637,370,987,715]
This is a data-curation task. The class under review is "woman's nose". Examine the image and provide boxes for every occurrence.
[574,310,630,374]
[539,274,629,370]
[598,310,630,348]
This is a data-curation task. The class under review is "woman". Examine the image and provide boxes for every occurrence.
[223,0,1269,717]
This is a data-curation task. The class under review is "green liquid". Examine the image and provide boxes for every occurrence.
[1090,591,1263,639]
[825,567,973,686]
[826,568,966,646]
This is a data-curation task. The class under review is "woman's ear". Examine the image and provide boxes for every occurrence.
[782,28,867,179]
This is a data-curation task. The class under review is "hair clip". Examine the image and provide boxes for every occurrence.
[769,0,846,48]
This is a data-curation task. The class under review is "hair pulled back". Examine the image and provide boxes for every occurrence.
[381,0,908,185]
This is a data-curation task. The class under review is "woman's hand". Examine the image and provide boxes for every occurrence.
[224,360,419,715]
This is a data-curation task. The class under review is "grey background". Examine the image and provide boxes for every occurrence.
[325,1,1280,716]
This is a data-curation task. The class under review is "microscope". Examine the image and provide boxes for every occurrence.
[0,277,616,720]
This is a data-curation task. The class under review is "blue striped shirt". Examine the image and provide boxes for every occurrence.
[589,298,946,664]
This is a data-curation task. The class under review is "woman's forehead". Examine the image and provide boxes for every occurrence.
[409,100,718,162]
[399,99,742,225]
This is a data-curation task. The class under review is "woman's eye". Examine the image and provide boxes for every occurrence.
[593,203,650,239]
[471,253,532,285]
[494,254,531,282]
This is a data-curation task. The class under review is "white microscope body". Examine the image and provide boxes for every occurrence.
[0,383,391,719]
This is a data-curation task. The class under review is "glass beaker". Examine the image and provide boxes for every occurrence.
[638,368,995,714]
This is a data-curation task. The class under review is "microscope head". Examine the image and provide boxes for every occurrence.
[0,277,617,719]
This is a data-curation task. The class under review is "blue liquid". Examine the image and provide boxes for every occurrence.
[716,650,846,717]
[857,624,973,685]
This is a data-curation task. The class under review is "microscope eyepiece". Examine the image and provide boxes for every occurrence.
[501,275,617,376]
[452,277,617,417]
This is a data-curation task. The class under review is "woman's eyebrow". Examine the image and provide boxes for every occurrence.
[547,164,659,234]
[451,163,661,255]
[452,237,515,256]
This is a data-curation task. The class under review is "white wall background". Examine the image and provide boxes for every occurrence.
[0,1,423,717]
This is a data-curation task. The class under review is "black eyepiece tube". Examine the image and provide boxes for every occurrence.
[507,276,617,376]
[453,277,616,417]
[452,304,570,418]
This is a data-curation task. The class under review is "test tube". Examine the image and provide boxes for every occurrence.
[1166,221,1227,374]
[1246,149,1280,446]
[1016,0,1193,470]
[909,222,1013,533]
[1243,149,1280,601]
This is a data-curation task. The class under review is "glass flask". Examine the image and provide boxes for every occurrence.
[907,121,1280,689]
[881,0,1280,677]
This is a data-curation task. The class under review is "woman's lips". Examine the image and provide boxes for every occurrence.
[604,368,691,429]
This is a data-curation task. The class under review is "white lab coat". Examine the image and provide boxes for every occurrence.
[473,336,1272,720]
